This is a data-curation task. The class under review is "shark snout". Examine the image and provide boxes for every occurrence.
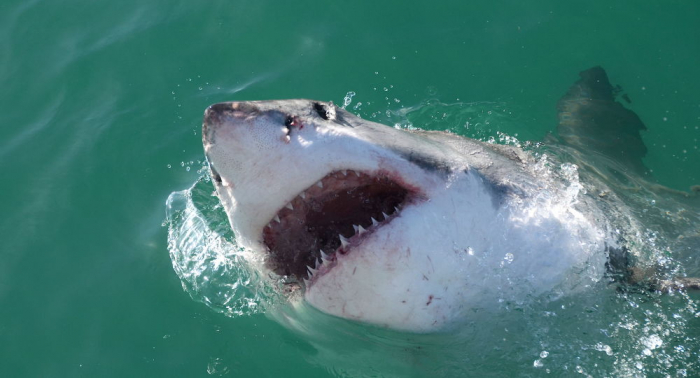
[204,102,259,125]
[202,102,261,144]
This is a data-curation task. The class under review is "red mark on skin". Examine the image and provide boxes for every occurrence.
[289,117,303,130]
[426,295,433,306]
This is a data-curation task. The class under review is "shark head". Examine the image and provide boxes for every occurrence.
[202,99,607,332]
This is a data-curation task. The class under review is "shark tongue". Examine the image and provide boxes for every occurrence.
[262,170,409,280]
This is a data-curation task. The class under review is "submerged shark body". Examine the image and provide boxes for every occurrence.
[201,67,696,332]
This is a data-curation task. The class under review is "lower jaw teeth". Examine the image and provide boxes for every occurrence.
[307,266,317,276]
[339,235,349,248]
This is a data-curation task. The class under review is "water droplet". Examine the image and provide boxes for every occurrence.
[342,92,356,109]
[206,357,230,375]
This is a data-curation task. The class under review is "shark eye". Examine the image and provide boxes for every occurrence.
[313,102,332,120]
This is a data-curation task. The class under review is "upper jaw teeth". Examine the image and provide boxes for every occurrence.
[274,169,371,224]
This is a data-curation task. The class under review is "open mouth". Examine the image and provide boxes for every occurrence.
[262,170,420,283]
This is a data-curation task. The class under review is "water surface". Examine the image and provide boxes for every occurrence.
[1,1,699,376]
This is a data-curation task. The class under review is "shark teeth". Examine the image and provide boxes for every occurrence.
[280,170,375,218]
[307,265,317,276]
[262,168,414,281]
[339,235,349,248]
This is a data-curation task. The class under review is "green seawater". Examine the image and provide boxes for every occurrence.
[1,1,699,377]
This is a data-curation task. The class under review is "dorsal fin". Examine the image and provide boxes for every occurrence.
[557,66,648,175]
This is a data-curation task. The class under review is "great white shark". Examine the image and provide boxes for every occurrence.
[201,67,698,332]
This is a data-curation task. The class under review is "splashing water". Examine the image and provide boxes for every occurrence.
[165,171,283,317]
